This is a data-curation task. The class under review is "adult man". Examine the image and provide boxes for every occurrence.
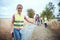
[11,4,33,40]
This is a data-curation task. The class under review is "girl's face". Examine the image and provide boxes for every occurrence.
[17,5,23,13]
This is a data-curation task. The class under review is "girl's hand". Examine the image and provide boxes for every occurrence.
[29,22,34,24]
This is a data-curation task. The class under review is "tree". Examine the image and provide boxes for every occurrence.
[27,9,35,18]
[41,2,55,20]
[58,2,60,7]
[41,7,54,20]
[46,2,55,12]
[57,2,60,17]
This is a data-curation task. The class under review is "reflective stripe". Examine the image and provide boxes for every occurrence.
[14,24,23,26]
[14,26,23,28]
[14,20,24,23]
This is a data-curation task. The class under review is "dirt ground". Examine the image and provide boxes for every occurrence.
[31,24,60,40]
[31,19,60,40]
[0,18,12,40]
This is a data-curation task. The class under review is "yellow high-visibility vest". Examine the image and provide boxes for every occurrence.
[14,12,24,29]
[44,17,47,21]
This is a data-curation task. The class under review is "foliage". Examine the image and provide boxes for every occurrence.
[27,9,35,18]
[57,2,60,17]
[41,2,55,20]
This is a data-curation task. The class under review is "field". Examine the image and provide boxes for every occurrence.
[0,18,60,40]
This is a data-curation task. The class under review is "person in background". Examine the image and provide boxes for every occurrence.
[40,17,43,24]
[11,4,33,40]
[44,16,48,28]
[34,14,40,25]
[37,14,40,25]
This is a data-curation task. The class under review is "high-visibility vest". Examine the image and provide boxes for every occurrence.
[44,17,47,23]
[44,17,47,21]
[14,12,24,29]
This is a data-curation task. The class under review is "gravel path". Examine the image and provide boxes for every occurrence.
[31,24,60,40]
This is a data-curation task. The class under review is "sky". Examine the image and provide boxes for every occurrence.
[0,0,60,18]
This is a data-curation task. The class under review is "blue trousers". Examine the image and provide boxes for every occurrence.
[14,28,22,40]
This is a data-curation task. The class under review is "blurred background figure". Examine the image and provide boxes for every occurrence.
[34,14,40,25]
[44,16,48,28]
[40,17,43,24]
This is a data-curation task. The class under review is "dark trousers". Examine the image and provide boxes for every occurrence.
[44,23,47,28]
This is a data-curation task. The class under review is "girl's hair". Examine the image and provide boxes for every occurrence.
[17,4,23,8]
